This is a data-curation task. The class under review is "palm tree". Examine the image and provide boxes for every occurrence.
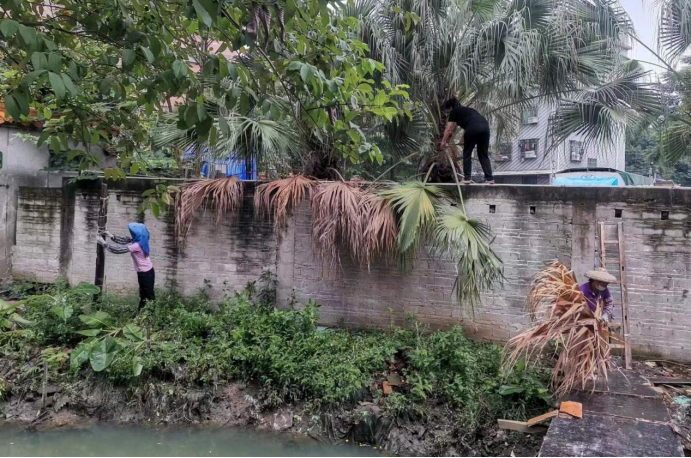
[352,0,660,179]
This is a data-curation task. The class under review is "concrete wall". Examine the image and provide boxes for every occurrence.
[11,179,691,361]
[0,126,54,277]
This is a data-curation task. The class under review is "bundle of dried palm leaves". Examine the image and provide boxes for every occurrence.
[254,175,316,227]
[175,176,244,242]
[505,261,614,397]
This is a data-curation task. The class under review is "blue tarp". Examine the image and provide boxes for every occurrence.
[553,176,619,186]
[184,146,256,180]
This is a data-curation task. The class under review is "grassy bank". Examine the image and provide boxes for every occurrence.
[1,279,550,451]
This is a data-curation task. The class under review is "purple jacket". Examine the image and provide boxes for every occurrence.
[580,282,614,319]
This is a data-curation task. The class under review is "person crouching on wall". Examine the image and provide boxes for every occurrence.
[97,223,155,309]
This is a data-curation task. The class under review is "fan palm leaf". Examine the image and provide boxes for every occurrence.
[378,180,443,257]
[434,206,504,311]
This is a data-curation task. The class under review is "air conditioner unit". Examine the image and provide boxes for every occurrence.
[523,151,537,159]
[527,116,539,124]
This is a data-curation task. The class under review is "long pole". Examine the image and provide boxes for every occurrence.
[94,183,108,297]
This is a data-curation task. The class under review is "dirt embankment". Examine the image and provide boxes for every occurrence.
[0,362,542,456]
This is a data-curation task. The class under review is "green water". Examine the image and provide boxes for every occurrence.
[0,423,381,457]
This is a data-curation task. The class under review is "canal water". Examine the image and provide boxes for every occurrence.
[0,423,381,457]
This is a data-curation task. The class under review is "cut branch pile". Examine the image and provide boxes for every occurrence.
[504,261,614,398]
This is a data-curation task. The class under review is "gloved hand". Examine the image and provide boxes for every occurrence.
[600,313,610,324]
[96,236,107,247]
[100,230,113,239]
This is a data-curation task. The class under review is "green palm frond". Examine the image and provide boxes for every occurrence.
[552,68,660,148]
[660,121,691,163]
[434,206,503,311]
[378,180,443,257]
[658,0,691,62]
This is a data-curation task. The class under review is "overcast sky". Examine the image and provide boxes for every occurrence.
[624,1,664,73]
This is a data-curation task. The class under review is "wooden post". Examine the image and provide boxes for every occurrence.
[618,222,632,369]
[94,183,108,295]
[598,222,606,269]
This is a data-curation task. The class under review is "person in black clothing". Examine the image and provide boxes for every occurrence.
[439,97,494,184]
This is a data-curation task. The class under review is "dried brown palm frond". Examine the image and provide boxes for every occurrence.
[254,175,316,227]
[504,261,613,398]
[311,181,365,270]
[360,193,398,268]
[175,176,244,242]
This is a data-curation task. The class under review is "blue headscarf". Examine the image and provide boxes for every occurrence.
[128,223,151,256]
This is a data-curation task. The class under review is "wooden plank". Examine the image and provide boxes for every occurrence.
[539,413,684,457]
[578,367,661,398]
[565,392,670,423]
[599,222,606,269]
[618,222,632,369]
[560,401,583,419]
[527,410,559,427]
[497,419,548,434]
[649,378,691,387]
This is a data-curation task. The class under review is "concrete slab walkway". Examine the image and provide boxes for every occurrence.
[539,363,685,457]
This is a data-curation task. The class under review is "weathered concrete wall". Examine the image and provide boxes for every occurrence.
[11,179,691,361]
[13,179,278,299]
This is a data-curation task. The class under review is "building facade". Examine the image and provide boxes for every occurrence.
[490,103,625,184]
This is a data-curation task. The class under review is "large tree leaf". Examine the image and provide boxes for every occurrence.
[89,336,120,372]
[79,311,111,328]
[123,324,145,341]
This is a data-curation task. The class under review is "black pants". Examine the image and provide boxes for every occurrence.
[463,129,493,181]
[137,268,155,309]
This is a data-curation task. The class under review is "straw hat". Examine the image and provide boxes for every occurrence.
[584,268,618,284]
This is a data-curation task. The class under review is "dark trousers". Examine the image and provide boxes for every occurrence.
[463,129,493,181]
[137,268,155,309]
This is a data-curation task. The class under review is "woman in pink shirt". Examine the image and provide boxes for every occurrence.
[97,223,155,309]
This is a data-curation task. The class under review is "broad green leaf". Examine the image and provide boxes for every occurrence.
[51,304,73,320]
[21,70,45,87]
[47,53,62,72]
[79,311,111,328]
[61,74,78,95]
[173,60,188,78]
[72,283,101,295]
[50,136,62,153]
[67,150,84,161]
[122,49,137,68]
[123,323,145,341]
[4,94,21,120]
[498,385,525,395]
[300,64,313,85]
[0,19,19,38]
[48,72,66,99]
[70,339,94,370]
[150,202,160,218]
[89,336,119,372]
[132,356,143,377]
[31,52,47,70]
[192,0,215,27]
[18,25,37,48]
[140,46,155,64]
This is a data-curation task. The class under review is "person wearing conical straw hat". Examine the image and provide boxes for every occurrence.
[580,268,617,323]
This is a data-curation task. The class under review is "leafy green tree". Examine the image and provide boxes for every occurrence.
[0,0,411,178]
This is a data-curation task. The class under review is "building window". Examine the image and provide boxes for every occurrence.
[495,143,512,162]
[519,138,539,159]
[587,158,597,168]
[570,140,583,162]
[522,106,539,124]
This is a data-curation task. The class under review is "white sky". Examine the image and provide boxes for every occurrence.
[624,1,665,73]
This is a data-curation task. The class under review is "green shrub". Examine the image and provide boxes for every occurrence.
[2,282,551,433]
